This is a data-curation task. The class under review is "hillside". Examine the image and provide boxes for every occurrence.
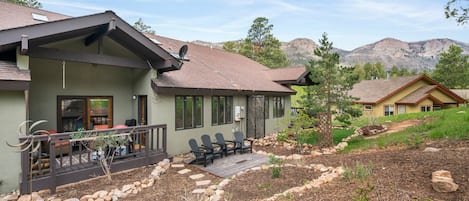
[281,37,469,71]
[193,38,469,72]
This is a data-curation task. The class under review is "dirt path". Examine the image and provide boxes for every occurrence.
[366,119,425,139]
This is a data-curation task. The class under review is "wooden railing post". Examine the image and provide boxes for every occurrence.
[163,126,167,153]
[19,138,29,194]
[49,137,57,194]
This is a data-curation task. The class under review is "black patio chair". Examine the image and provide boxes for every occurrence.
[188,139,213,167]
[201,134,224,158]
[233,131,253,154]
[214,132,236,156]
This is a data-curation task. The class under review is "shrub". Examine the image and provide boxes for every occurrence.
[269,155,283,179]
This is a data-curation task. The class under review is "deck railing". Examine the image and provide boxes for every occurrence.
[19,124,167,194]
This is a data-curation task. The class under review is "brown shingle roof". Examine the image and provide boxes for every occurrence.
[0,60,30,81]
[451,89,469,100]
[396,85,437,104]
[149,34,295,94]
[349,75,420,103]
[0,1,70,30]
[265,66,307,82]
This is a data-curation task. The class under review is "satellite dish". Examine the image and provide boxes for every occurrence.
[178,44,188,59]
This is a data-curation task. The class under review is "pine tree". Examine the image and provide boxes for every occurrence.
[7,0,41,8]
[432,45,469,88]
[133,18,155,34]
[222,17,289,68]
[302,33,360,147]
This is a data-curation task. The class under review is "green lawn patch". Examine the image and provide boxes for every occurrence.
[343,106,469,153]
[299,128,355,146]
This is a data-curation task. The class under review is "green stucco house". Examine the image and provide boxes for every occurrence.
[0,2,309,193]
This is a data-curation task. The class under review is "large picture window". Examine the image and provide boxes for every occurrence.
[176,96,203,130]
[58,96,113,132]
[273,96,285,118]
[384,105,394,116]
[212,96,233,125]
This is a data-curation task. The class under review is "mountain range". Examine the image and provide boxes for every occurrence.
[193,37,469,72]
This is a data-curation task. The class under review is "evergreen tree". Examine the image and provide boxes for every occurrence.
[432,45,469,88]
[445,0,469,25]
[133,18,155,34]
[7,0,41,8]
[302,33,360,147]
[222,17,289,68]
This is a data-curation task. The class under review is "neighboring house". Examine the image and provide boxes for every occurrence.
[349,75,467,117]
[451,89,469,102]
[0,2,308,193]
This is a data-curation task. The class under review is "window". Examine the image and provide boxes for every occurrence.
[384,105,394,116]
[58,96,113,132]
[398,105,406,114]
[273,96,285,118]
[433,105,441,111]
[175,96,203,130]
[421,106,432,112]
[264,96,269,119]
[364,105,373,110]
[212,96,233,125]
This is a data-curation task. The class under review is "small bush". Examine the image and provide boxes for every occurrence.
[343,162,373,183]
[352,182,374,201]
[269,155,283,179]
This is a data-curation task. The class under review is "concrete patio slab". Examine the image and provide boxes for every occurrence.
[198,153,269,178]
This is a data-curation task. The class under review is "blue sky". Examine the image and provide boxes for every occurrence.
[40,0,468,50]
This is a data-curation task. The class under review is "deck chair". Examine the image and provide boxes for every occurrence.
[188,139,213,167]
[201,134,224,158]
[215,133,236,156]
[233,131,253,154]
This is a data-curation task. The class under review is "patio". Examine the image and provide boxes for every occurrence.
[195,153,269,178]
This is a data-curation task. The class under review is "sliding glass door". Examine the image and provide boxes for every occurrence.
[58,96,113,132]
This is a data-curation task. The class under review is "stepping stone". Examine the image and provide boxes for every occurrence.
[177,169,191,174]
[191,189,206,194]
[172,164,185,168]
[196,180,211,186]
[189,174,205,180]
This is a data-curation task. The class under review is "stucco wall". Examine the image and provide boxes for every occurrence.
[29,58,144,130]
[0,91,25,193]
[149,94,291,155]
[150,94,248,155]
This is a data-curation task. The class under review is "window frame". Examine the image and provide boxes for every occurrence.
[384,105,395,116]
[363,104,373,110]
[273,96,285,118]
[175,95,204,130]
[421,105,432,112]
[212,96,234,125]
[57,96,113,132]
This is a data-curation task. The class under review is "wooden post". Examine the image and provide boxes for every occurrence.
[49,138,57,194]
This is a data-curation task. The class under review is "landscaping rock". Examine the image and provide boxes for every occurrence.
[191,189,206,194]
[2,194,19,201]
[423,147,441,152]
[103,195,112,201]
[196,180,211,186]
[171,164,184,168]
[121,184,134,193]
[177,168,191,174]
[63,199,79,201]
[157,159,170,169]
[93,190,108,198]
[79,194,95,201]
[205,188,215,196]
[189,174,205,180]
[432,170,459,192]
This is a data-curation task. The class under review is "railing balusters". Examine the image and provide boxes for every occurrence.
[20,124,167,194]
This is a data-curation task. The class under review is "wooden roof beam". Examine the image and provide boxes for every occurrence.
[28,47,150,69]
[84,18,116,46]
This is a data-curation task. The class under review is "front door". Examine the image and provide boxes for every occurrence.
[247,95,265,139]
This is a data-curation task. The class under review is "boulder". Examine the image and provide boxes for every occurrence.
[432,170,459,193]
